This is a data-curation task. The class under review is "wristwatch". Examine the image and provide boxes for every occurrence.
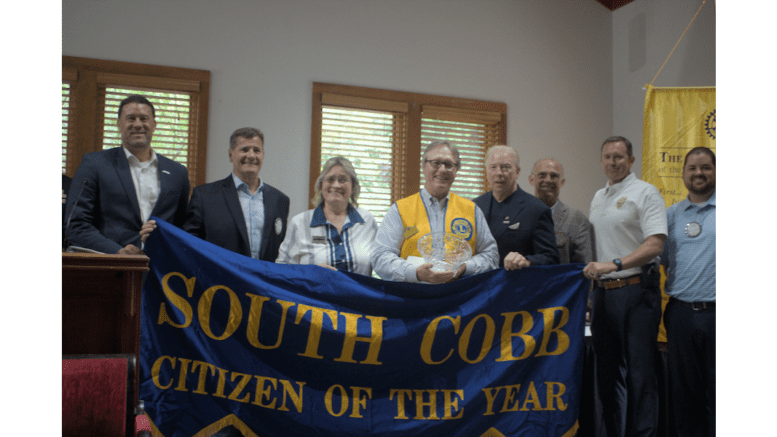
[612,258,623,271]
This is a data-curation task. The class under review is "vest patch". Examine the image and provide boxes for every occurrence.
[450,218,473,241]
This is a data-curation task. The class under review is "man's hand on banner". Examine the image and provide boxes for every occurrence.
[582,261,617,279]
[416,263,464,284]
[504,251,531,270]
[317,263,338,271]
[140,220,158,243]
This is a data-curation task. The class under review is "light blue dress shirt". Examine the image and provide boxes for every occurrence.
[232,173,265,260]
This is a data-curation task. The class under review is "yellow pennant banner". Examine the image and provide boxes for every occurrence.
[642,85,716,207]
[642,85,715,342]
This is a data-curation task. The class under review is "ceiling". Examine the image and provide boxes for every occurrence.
[595,0,637,11]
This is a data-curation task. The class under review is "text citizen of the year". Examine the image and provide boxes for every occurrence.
[150,355,568,419]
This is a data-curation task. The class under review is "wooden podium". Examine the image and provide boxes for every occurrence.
[62,252,149,409]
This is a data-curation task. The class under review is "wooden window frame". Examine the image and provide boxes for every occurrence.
[62,56,210,188]
[310,82,506,205]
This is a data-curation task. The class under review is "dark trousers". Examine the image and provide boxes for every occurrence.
[664,298,716,437]
[591,268,661,437]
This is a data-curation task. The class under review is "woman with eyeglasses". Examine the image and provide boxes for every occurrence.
[276,156,378,275]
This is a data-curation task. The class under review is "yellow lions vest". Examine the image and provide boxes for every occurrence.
[397,192,477,259]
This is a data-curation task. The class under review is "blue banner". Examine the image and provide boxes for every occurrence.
[140,219,587,437]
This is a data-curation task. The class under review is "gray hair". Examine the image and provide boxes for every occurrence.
[532,157,564,177]
[311,156,361,207]
[422,140,461,168]
[230,127,264,150]
[485,145,520,171]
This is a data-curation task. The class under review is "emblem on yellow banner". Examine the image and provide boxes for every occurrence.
[705,109,716,140]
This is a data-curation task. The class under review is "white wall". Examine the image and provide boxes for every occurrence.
[612,0,716,176]
[63,0,614,216]
[62,0,715,218]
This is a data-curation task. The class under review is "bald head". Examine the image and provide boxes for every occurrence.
[528,158,565,207]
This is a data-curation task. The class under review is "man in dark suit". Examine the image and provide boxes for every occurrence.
[65,95,190,254]
[473,145,558,269]
[183,127,289,262]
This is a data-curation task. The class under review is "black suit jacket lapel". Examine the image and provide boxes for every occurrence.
[479,191,493,220]
[112,147,142,225]
[491,188,525,239]
[222,176,251,250]
[503,189,525,237]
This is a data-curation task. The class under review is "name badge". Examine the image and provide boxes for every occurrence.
[275,218,283,235]
[403,226,419,239]
[312,236,327,244]
[685,222,702,238]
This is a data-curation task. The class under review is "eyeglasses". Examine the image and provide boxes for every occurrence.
[324,175,351,185]
[426,160,457,170]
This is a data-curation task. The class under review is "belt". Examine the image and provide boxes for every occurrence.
[597,274,641,290]
[671,298,715,310]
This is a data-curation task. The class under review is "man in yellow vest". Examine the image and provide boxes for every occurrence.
[371,140,498,283]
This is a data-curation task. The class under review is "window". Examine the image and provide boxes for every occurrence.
[62,83,71,172]
[62,56,210,188]
[311,83,506,223]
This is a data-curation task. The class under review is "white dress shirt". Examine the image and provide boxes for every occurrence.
[124,146,160,223]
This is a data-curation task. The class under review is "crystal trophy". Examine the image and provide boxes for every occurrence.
[416,232,472,272]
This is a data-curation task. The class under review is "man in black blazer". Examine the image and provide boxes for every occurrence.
[183,127,289,262]
[65,95,190,254]
[473,145,558,269]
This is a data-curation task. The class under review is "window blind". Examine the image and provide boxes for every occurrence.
[62,83,71,173]
[312,83,506,224]
[62,56,211,188]
[320,106,407,224]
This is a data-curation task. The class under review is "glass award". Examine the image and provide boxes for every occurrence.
[416,232,472,272]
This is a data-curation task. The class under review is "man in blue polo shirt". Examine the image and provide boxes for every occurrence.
[661,147,716,437]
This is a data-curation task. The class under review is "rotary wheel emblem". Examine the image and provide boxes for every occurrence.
[705,110,716,140]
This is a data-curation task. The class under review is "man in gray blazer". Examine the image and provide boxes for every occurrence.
[65,95,190,254]
[183,127,289,262]
[528,158,594,265]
